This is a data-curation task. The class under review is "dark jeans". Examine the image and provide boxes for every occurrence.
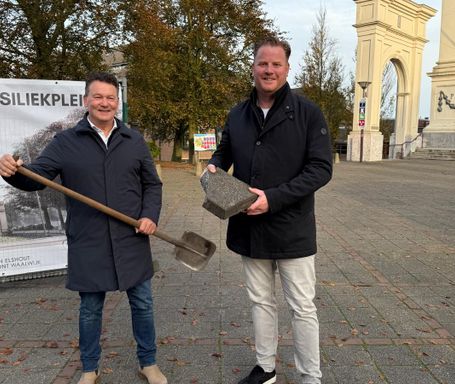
[79,279,157,372]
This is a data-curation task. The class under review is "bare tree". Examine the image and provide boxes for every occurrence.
[296,7,351,145]
[4,108,85,233]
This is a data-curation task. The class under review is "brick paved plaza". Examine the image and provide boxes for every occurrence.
[0,159,454,384]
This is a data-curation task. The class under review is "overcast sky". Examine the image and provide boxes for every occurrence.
[262,0,442,118]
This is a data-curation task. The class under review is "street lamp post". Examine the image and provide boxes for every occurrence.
[357,81,371,162]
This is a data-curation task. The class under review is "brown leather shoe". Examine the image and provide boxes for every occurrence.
[139,365,168,384]
[77,370,100,384]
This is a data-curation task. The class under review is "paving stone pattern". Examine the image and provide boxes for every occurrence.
[0,159,454,383]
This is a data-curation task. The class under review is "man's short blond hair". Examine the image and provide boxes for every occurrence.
[253,36,291,61]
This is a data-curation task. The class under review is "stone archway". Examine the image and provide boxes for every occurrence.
[348,0,436,161]
[387,57,406,159]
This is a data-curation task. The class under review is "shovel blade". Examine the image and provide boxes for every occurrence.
[175,231,216,271]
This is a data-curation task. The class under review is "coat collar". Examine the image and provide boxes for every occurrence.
[250,82,295,135]
[75,113,132,139]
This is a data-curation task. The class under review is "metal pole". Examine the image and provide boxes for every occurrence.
[357,82,370,163]
[360,128,364,162]
[360,91,365,162]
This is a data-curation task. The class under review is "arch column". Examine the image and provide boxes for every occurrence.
[348,0,435,161]
[424,0,455,149]
[389,91,407,159]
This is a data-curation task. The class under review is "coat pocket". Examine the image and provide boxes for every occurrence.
[254,208,316,256]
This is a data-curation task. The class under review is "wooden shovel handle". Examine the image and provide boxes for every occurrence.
[16,165,140,227]
[14,165,195,252]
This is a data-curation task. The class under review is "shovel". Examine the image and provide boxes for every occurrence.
[14,164,216,271]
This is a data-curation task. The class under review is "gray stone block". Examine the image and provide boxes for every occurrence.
[200,168,257,219]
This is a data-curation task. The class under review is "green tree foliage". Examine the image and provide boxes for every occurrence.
[124,0,277,161]
[0,0,125,79]
[1,0,280,162]
[296,7,350,146]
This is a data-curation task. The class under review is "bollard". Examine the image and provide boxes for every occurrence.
[195,160,204,177]
[334,153,340,164]
[155,163,162,180]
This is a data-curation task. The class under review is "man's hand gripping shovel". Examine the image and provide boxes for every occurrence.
[13,158,216,271]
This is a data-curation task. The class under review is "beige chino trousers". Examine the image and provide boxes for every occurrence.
[242,255,322,384]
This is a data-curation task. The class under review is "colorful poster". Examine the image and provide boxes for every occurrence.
[194,133,216,151]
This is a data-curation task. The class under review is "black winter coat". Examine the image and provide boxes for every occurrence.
[209,83,332,259]
[5,116,162,291]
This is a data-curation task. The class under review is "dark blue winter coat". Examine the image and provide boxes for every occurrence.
[5,116,162,292]
[209,83,332,259]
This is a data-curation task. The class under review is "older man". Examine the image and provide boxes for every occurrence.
[0,72,166,384]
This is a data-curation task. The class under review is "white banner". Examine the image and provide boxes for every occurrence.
[0,78,122,278]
